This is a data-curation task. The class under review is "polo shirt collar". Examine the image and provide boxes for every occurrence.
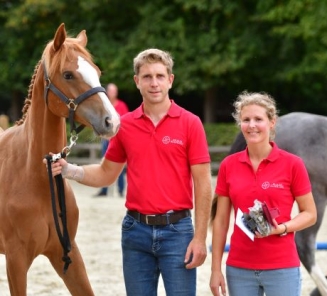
[133,100,181,119]
[239,142,280,164]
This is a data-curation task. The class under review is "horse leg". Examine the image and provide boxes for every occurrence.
[296,226,327,296]
[5,248,34,296]
[296,186,327,296]
[46,240,94,296]
[311,277,327,296]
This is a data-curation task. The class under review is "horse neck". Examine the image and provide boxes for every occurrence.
[23,69,67,156]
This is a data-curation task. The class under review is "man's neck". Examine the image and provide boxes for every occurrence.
[143,99,172,126]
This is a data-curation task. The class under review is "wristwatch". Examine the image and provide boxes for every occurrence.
[279,223,288,236]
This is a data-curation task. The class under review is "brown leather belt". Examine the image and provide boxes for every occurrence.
[127,209,191,226]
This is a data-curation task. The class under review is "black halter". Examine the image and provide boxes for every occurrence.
[43,60,106,273]
[43,61,106,134]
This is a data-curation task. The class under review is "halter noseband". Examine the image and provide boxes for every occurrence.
[43,61,106,134]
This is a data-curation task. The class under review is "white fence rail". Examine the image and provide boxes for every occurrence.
[67,143,102,165]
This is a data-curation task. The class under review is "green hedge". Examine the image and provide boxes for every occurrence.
[68,122,240,146]
[204,123,239,146]
[67,123,239,146]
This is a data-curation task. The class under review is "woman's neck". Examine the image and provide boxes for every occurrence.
[247,142,272,171]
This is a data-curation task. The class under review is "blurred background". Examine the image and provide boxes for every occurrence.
[1,0,327,125]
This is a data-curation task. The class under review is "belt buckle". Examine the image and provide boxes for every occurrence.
[145,215,156,224]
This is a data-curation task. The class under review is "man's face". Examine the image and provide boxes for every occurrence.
[134,62,174,104]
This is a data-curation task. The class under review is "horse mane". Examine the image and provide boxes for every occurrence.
[15,34,93,126]
[15,60,41,126]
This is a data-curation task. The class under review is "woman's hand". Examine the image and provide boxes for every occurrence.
[254,219,284,237]
[210,270,227,296]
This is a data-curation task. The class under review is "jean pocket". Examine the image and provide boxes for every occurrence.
[122,214,136,231]
[170,217,194,233]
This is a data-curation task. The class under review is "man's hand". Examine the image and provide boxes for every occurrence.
[184,238,207,269]
[43,152,68,177]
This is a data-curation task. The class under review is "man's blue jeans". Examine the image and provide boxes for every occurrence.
[226,265,301,296]
[121,213,196,296]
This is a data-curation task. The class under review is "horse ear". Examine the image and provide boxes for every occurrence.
[53,23,67,52]
[76,30,88,47]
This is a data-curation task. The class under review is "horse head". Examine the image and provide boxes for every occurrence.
[42,23,120,139]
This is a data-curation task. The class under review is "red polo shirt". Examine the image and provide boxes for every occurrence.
[114,99,129,116]
[216,142,311,269]
[105,100,210,214]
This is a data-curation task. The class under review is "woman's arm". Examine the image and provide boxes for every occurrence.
[210,195,232,296]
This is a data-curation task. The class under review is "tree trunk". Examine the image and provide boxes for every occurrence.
[203,87,218,123]
[9,91,23,122]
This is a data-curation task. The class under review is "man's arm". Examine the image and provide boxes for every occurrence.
[49,157,124,188]
[184,162,212,269]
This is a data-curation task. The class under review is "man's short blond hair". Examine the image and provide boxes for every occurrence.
[133,48,174,75]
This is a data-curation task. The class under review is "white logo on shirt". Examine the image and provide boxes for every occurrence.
[162,136,183,146]
[261,181,284,189]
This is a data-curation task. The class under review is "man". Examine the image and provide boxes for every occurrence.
[94,83,129,197]
[48,48,212,295]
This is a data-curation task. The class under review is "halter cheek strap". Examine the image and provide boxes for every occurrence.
[43,61,106,134]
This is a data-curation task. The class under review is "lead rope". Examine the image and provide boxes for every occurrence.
[45,153,71,274]
[44,135,78,274]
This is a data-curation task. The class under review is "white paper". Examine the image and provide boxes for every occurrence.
[236,208,255,241]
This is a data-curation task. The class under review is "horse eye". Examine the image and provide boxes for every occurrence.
[63,72,74,80]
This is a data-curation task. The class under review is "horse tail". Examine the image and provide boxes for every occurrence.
[210,194,218,227]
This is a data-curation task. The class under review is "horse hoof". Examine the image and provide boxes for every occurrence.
[310,287,321,296]
[310,276,327,296]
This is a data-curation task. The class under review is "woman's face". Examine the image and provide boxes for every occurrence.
[240,104,275,145]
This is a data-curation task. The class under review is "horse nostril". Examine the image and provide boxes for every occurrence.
[105,117,112,128]
[104,116,120,137]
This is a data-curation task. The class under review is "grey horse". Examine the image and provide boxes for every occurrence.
[229,112,327,296]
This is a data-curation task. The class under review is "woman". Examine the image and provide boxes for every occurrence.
[210,91,317,296]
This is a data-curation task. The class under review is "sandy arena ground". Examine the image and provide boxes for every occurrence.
[0,178,326,295]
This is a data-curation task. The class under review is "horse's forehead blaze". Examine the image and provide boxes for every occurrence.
[74,55,119,121]
[76,56,100,88]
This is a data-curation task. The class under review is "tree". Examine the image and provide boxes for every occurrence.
[2,0,327,122]
[256,0,327,113]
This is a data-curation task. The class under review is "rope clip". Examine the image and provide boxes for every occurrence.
[61,133,78,156]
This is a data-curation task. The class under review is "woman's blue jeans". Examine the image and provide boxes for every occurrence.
[121,213,196,296]
[226,265,301,296]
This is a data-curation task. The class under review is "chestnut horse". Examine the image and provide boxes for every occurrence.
[0,23,120,295]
